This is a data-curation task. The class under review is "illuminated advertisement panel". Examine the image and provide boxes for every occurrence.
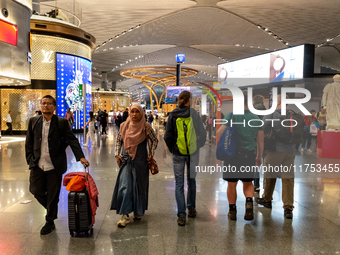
[56,53,92,129]
[0,19,18,46]
[218,45,308,87]
[166,86,202,98]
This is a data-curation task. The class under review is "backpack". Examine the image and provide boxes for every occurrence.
[275,110,304,144]
[216,113,237,161]
[264,121,276,151]
[176,117,197,155]
[310,123,318,136]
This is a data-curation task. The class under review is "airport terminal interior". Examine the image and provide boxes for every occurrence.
[1,0,340,254]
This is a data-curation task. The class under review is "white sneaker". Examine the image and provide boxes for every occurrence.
[117,215,130,228]
[83,144,88,147]
[307,149,312,154]
[300,148,304,152]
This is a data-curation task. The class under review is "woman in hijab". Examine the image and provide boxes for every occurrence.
[111,104,158,227]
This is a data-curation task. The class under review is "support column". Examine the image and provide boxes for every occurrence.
[176,63,181,86]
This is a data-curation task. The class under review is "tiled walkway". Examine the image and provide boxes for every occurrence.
[0,125,339,254]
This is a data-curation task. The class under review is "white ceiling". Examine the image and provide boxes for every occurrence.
[75,0,340,92]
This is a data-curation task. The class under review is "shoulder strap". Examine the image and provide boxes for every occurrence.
[145,128,152,156]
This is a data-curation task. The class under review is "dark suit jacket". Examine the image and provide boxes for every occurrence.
[25,115,85,175]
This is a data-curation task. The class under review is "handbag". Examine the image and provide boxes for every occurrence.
[145,129,159,175]
[216,113,237,162]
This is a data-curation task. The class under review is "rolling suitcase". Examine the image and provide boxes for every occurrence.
[68,166,93,237]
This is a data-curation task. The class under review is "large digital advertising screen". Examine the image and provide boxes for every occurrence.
[166,86,202,98]
[56,53,92,129]
[218,45,308,87]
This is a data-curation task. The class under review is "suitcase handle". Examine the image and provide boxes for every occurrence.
[83,164,89,184]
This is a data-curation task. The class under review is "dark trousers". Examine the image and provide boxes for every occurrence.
[102,123,107,134]
[29,167,62,221]
[6,122,12,135]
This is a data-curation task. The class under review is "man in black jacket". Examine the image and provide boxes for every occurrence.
[122,108,129,122]
[164,91,206,226]
[25,95,89,235]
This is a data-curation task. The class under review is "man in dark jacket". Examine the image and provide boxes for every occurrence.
[164,91,206,226]
[122,108,129,122]
[25,95,89,235]
[101,109,108,135]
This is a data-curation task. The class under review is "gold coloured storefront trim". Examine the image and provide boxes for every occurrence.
[0,89,56,131]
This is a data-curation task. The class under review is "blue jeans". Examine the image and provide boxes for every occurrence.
[173,152,199,217]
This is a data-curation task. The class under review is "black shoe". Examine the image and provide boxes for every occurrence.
[188,208,196,218]
[244,202,254,221]
[177,216,186,226]
[255,197,272,208]
[284,209,293,219]
[40,221,55,235]
[133,214,141,221]
[228,210,237,221]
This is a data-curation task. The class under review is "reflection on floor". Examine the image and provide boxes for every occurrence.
[0,124,340,254]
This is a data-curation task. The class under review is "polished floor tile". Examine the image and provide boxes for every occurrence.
[0,125,340,254]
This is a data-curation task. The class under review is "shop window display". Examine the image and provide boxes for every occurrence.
[0,89,56,131]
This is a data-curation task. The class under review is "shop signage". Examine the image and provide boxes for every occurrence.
[176,53,185,63]
[0,19,17,46]
[41,50,54,63]
[27,52,32,64]
[79,84,83,97]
